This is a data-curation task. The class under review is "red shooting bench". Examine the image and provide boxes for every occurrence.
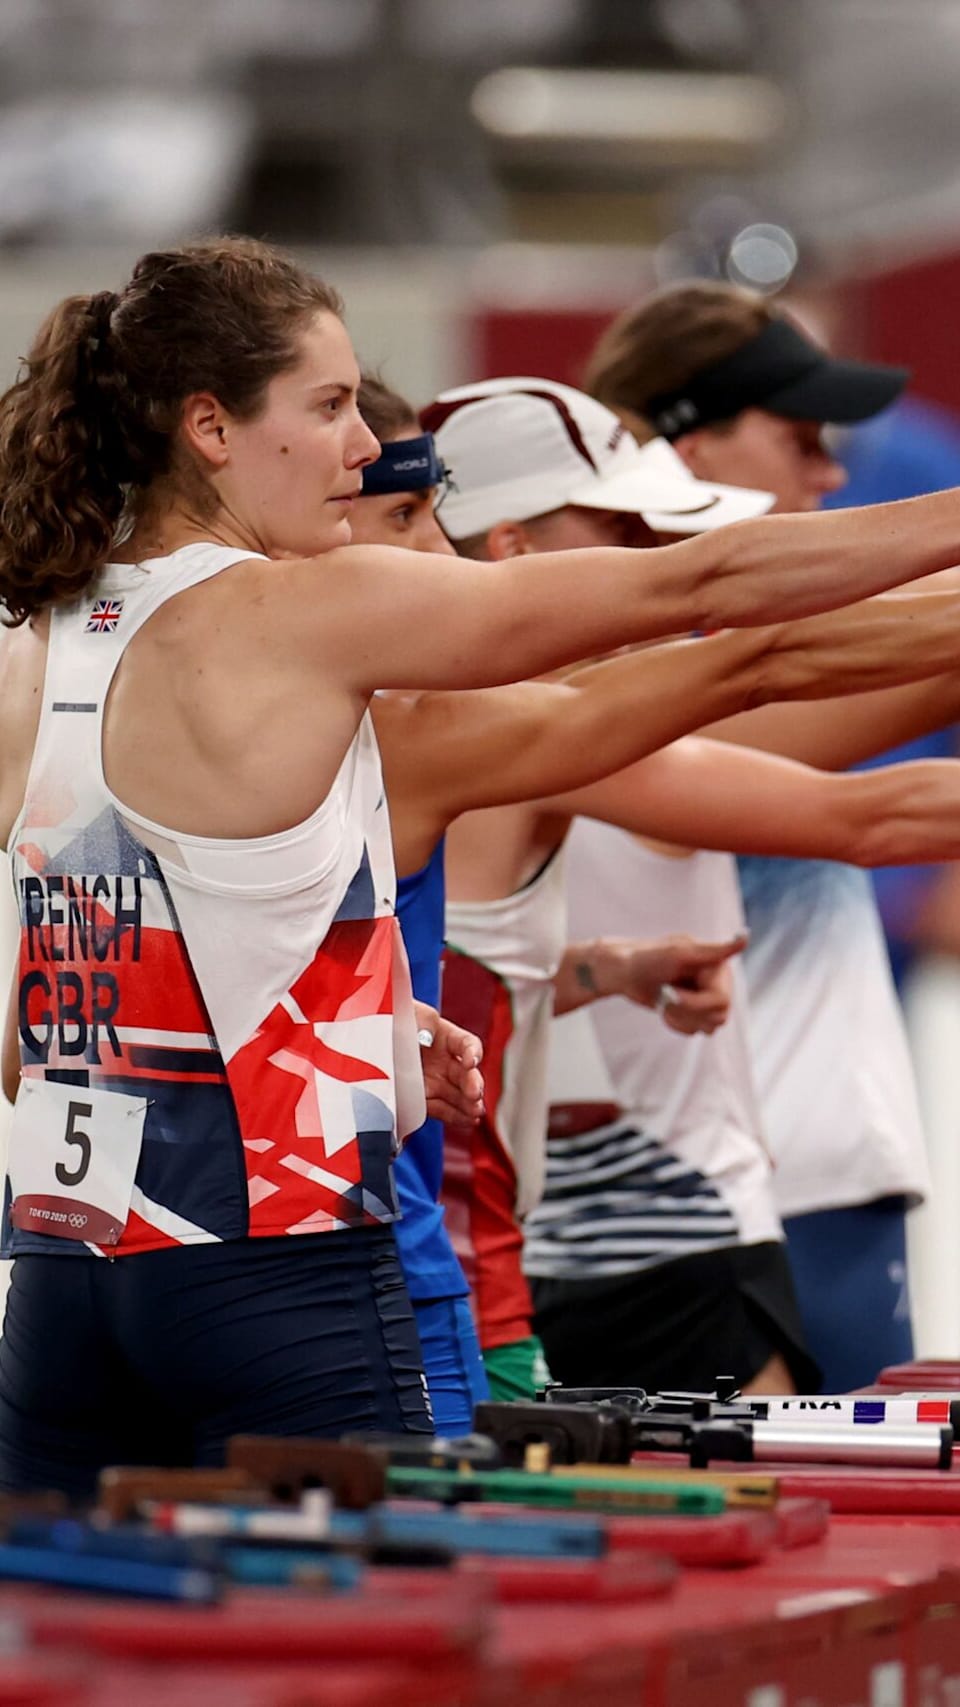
[10,1360,960,1706]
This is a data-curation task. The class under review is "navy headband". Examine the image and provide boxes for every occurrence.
[361,433,447,497]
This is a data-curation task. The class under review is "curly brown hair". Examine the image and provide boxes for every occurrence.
[0,235,342,625]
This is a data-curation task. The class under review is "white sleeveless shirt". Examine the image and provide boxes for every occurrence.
[444,847,568,1216]
[5,544,423,1257]
[524,822,781,1281]
[736,856,930,1216]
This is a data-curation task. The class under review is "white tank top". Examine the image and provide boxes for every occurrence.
[524,823,781,1281]
[5,544,423,1257]
[736,856,930,1216]
[444,847,567,1215]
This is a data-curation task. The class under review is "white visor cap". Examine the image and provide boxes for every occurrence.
[427,376,773,540]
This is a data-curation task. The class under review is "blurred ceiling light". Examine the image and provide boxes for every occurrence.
[726,222,799,292]
[471,68,787,166]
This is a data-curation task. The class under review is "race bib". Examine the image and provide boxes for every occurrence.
[8,1078,147,1247]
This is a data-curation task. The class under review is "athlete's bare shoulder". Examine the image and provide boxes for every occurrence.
[277,538,477,600]
[246,543,454,688]
[274,541,396,571]
[216,545,393,640]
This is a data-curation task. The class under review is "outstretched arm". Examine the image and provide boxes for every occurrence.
[299,489,960,695]
[376,631,770,869]
[704,671,960,771]
[545,735,960,868]
[379,589,960,874]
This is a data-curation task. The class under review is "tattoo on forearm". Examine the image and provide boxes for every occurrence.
[574,959,598,994]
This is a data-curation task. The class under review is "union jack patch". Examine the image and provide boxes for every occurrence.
[85,598,124,634]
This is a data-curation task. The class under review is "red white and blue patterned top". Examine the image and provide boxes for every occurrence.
[4,543,424,1257]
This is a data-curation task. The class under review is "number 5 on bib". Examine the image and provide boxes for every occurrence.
[8,1079,147,1247]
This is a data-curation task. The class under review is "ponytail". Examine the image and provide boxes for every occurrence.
[0,292,132,625]
[0,236,342,626]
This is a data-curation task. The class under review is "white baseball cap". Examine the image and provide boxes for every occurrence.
[420,376,773,540]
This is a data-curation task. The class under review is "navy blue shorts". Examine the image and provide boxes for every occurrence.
[783,1196,914,1393]
[0,1225,432,1500]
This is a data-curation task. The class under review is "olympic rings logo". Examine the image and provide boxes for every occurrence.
[67,1213,87,1229]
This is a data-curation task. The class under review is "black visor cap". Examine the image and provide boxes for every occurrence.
[650,318,909,440]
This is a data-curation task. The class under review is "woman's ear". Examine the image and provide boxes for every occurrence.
[180,392,231,470]
[485,519,534,560]
[670,430,703,474]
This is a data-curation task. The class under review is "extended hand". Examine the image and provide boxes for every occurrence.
[596,932,748,1036]
[413,1000,485,1125]
[648,933,748,1036]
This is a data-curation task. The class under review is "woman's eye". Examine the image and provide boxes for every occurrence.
[390,507,414,526]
